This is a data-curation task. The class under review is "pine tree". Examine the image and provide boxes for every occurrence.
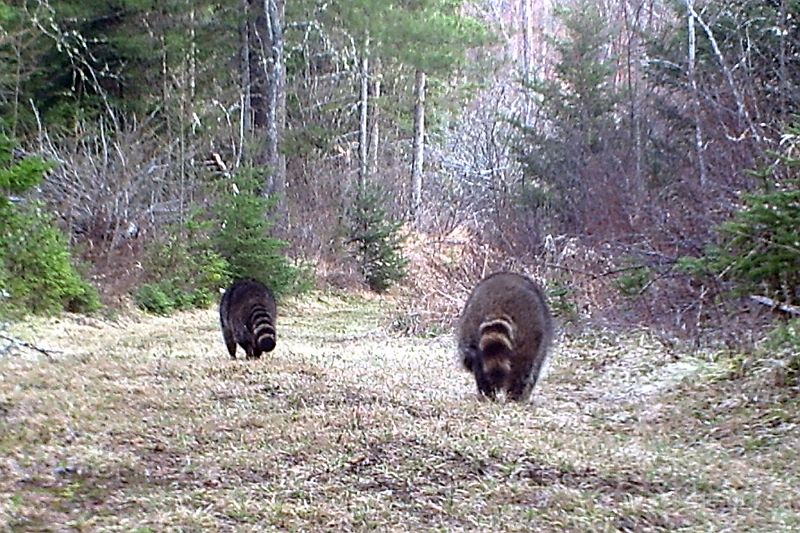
[214,172,303,296]
[514,0,620,230]
[680,122,800,304]
[348,184,408,292]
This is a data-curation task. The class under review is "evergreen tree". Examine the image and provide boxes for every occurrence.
[348,184,408,292]
[214,172,304,296]
[134,214,230,315]
[514,0,620,230]
[680,121,800,304]
[0,133,99,315]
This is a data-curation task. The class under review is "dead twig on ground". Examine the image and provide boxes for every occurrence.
[0,332,59,359]
[749,295,800,316]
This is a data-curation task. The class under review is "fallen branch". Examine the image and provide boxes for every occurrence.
[545,262,653,280]
[749,295,800,316]
[544,262,600,280]
[0,332,59,359]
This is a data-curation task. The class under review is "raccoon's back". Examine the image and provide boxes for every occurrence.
[459,272,551,336]
[461,272,549,329]
[220,279,277,329]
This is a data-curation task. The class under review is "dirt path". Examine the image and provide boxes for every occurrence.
[1,295,798,531]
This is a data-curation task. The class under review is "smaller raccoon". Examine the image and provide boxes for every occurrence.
[219,278,277,359]
[457,271,553,402]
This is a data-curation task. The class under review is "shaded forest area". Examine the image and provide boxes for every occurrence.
[1,1,799,352]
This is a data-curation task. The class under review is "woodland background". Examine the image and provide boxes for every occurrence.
[1,0,798,351]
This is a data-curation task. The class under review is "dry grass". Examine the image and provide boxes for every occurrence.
[1,293,799,531]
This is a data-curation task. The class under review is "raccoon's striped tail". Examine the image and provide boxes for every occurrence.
[478,315,515,378]
[248,304,276,353]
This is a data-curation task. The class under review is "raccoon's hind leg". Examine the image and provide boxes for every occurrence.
[244,342,259,360]
[473,365,497,401]
[506,377,533,402]
[222,326,237,359]
[460,342,479,373]
[510,348,548,402]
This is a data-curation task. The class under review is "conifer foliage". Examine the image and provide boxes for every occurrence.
[681,122,800,305]
[0,134,99,315]
[348,185,408,293]
[214,173,306,297]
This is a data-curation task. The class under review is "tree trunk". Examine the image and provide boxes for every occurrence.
[686,2,760,145]
[411,69,426,221]
[521,0,532,83]
[188,0,196,104]
[778,0,788,125]
[263,0,285,204]
[686,0,707,188]
[369,59,381,178]
[238,0,251,167]
[248,0,267,132]
[623,0,643,194]
[358,41,369,190]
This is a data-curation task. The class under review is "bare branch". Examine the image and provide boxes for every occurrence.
[0,331,60,359]
[750,295,800,316]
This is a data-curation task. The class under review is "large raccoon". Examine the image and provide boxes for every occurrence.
[457,271,553,401]
[219,278,277,359]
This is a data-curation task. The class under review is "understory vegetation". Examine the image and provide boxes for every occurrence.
[0,134,99,317]
[1,1,796,348]
[134,173,310,315]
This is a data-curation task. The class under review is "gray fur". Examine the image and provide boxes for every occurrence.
[219,279,277,360]
[457,272,553,401]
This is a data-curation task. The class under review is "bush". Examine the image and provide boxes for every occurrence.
[679,123,800,305]
[765,318,800,386]
[613,263,651,298]
[547,280,578,323]
[135,214,230,314]
[133,170,310,315]
[0,134,99,316]
[134,283,175,315]
[214,172,308,296]
[347,184,408,292]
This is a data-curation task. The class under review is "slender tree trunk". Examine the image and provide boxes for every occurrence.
[369,59,381,178]
[249,0,267,132]
[187,0,197,207]
[161,32,170,137]
[623,0,643,193]
[411,69,426,220]
[686,1,760,145]
[358,40,369,190]
[188,0,196,104]
[521,0,532,83]
[778,0,788,126]
[179,63,187,223]
[250,0,285,208]
[238,0,251,167]
[521,0,534,122]
[12,36,22,134]
[686,0,707,188]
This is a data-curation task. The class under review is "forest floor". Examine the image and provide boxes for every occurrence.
[1,292,798,532]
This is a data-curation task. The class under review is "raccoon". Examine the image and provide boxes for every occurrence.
[457,271,553,402]
[219,278,277,359]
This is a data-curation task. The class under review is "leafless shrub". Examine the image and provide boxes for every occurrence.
[32,115,184,250]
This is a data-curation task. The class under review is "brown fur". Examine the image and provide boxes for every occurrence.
[219,278,277,360]
[457,272,553,401]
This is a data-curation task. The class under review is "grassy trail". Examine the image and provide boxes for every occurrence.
[1,294,798,531]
